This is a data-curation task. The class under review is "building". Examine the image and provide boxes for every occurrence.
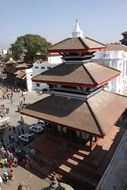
[4,61,28,89]
[94,43,127,94]
[120,31,127,46]
[48,53,63,64]
[0,49,7,57]
[26,54,63,92]
[20,21,127,189]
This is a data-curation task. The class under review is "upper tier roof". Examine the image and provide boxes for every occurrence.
[32,62,120,88]
[48,37,106,53]
[20,90,127,137]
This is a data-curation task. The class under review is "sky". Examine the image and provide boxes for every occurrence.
[0,0,127,49]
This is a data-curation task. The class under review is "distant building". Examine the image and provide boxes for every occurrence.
[120,31,127,46]
[32,61,59,91]
[0,49,7,57]
[48,53,63,64]
[94,43,127,94]
[4,61,28,89]
[26,55,63,92]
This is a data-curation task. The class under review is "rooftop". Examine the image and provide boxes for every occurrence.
[32,62,120,88]
[20,90,127,137]
[105,43,127,51]
[48,37,106,54]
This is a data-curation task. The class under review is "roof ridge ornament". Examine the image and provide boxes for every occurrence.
[72,19,84,38]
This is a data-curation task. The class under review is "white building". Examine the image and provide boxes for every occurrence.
[94,44,127,94]
[48,53,62,64]
[0,49,7,56]
[32,61,59,91]
[26,55,63,92]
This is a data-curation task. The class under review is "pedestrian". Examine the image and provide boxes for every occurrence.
[0,137,4,144]
[20,100,23,106]
[10,99,13,104]
[20,116,24,124]
[2,171,8,184]
[23,96,25,102]
[17,183,23,190]
[9,135,12,142]
[21,127,25,134]
[13,157,18,167]
[13,126,16,133]
[9,169,14,180]
[11,136,15,143]
[0,175,3,186]
[6,108,9,114]
[18,129,21,136]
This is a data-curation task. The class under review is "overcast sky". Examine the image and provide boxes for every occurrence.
[0,0,127,49]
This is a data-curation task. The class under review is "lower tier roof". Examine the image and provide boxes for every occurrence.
[20,90,127,137]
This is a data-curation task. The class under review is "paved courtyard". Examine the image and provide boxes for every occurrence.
[0,89,50,190]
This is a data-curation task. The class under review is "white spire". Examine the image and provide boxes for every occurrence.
[72,19,84,38]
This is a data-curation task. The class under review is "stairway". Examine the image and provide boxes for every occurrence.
[27,126,124,190]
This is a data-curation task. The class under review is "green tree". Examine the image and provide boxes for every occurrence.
[10,34,51,63]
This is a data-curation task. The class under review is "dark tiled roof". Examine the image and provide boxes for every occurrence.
[32,62,120,87]
[20,90,127,137]
[48,37,105,53]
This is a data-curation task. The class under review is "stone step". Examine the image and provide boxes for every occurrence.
[71,153,98,168]
[58,164,98,188]
[64,158,100,179]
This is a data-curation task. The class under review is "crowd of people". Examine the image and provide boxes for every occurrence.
[0,129,32,190]
[0,86,44,189]
[0,87,26,118]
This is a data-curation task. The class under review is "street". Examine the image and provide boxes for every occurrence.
[0,89,50,190]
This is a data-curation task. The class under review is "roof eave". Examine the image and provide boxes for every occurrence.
[20,108,104,138]
[32,79,97,88]
[48,47,106,54]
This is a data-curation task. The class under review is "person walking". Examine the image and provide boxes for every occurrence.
[23,96,25,102]
[8,135,12,142]
[0,137,4,145]
[20,116,24,124]
[2,171,8,184]
[13,126,16,133]
[21,127,25,134]
[8,169,14,180]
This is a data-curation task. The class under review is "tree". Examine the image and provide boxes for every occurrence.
[10,34,51,63]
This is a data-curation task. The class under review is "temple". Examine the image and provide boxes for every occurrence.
[20,21,127,189]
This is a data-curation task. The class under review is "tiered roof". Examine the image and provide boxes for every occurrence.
[20,90,127,137]
[32,62,120,88]
[48,37,105,53]
[21,21,127,137]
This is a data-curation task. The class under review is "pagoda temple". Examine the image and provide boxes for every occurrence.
[20,21,127,190]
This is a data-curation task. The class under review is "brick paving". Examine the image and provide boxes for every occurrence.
[0,89,50,190]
